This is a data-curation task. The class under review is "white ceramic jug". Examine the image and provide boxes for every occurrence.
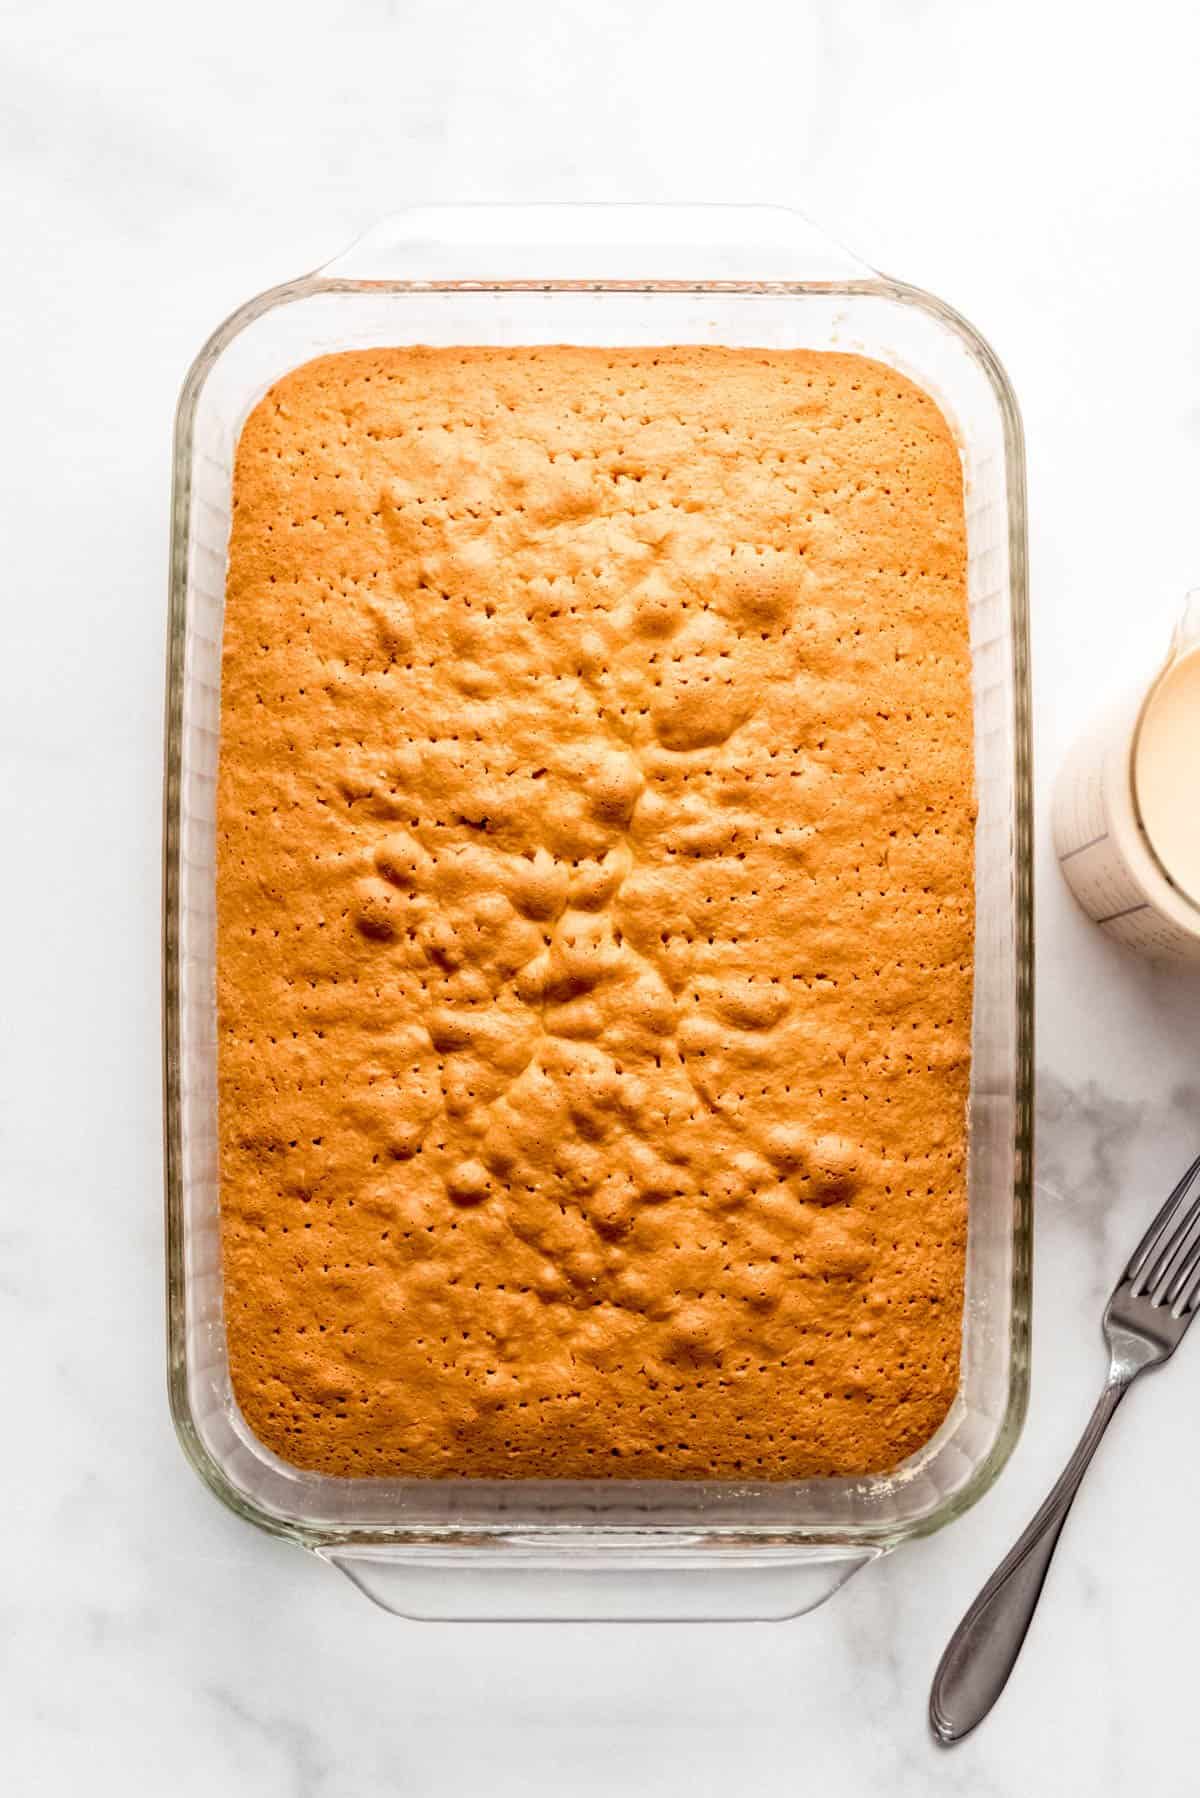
[1053,591,1200,961]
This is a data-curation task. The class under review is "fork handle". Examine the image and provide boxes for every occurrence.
[930,1375,1128,1744]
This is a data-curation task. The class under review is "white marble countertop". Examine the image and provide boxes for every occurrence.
[6,1,1200,1791]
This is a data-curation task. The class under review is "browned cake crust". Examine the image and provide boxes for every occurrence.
[216,345,973,1480]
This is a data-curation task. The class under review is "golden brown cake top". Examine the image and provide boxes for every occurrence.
[217,345,973,1480]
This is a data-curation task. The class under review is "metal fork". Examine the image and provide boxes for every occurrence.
[930,1152,1200,1744]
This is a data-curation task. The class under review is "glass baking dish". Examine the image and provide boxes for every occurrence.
[164,205,1032,1620]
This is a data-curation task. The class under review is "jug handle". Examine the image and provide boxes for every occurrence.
[1170,588,1200,659]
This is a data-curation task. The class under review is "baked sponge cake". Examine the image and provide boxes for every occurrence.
[216,346,973,1480]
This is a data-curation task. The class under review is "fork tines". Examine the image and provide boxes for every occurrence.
[1125,1153,1200,1311]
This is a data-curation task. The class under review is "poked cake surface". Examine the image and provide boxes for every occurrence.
[216,345,974,1479]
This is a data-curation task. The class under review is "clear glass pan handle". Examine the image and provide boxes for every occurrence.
[319,1541,880,1622]
[319,203,877,286]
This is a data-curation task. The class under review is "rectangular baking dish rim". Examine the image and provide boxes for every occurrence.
[164,220,1033,1563]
